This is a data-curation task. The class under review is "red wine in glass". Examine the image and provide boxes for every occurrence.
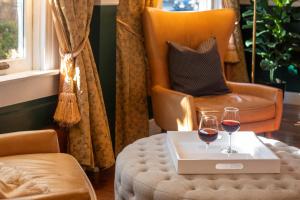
[221,120,240,133]
[198,115,219,152]
[198,128,218,144]
[221,107,240,153]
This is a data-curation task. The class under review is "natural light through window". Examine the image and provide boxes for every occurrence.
[0,0,32,74]
[0,0,58,75]
[0,0,24,61]
[162,0,222,11]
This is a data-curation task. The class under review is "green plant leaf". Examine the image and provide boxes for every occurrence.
[256,30,269,37]
[242,24,254,29]
[267,42,277,48]
[288,64,298,75]
[245,40,253,47]
[242,9,253,17]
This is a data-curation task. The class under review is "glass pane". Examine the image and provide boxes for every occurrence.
[0,0,24,61]
[163,0,202,11]
[162,0,222,11]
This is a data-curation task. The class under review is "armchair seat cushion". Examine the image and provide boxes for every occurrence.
[0,153,92,200]
[194,93,276,123]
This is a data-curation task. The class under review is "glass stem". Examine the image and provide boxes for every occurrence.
[228,133,232,153]
[206,143,208,152]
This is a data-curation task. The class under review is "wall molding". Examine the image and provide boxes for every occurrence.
[94,0,119,6]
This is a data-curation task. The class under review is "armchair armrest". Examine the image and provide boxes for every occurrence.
[226,81,283,102]
[152,85,197,131]
[227,81,283,131]
[0,129,60,157]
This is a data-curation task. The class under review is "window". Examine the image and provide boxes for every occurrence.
[0,0,32,73]
[162,0,222,11]
[0,0,58,74]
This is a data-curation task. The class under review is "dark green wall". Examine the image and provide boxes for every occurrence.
[0,96,57,133]
[0,5,117,135]
[90,5,117,144]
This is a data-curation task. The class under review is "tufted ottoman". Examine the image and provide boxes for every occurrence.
[115,133,300,200]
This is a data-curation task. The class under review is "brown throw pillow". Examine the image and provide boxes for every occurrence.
[167,38,230,97]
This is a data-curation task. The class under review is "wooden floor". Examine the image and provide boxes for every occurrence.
[93,104,300,200]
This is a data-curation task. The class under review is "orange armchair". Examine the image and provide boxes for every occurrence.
[143,8,283,134]
[0,130,96,200]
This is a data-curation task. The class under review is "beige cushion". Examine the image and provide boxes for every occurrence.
[194,93,276,123]
[0,153,93,200]
[115,134,300,200]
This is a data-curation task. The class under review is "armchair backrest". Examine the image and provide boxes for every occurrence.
[143,8,236,89]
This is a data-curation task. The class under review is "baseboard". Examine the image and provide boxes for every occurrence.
[284,91,300,106]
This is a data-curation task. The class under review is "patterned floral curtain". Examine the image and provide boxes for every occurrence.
[50,0,115,169]
[115,0,161,154]
[223,0,249,82]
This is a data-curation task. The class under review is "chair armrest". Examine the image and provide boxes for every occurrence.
[227,81,283,131]
[152,85,197,131]
[226,81,283,102]
[0,129,60,157]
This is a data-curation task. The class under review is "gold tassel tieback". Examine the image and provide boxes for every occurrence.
[54,92,81,127]
[54,53,81,127]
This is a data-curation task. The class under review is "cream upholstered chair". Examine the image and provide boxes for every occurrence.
[0,130,96,200]
[143,8,283,134]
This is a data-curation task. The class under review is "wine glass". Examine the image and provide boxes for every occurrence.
[221,107,240,153]
[198,115,219,152]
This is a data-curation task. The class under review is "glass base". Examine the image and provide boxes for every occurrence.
[221,147,238,154]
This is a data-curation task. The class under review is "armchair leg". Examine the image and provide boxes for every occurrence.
[265,132,273,138]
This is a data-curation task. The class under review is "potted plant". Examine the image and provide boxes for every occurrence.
[242,0,300,89]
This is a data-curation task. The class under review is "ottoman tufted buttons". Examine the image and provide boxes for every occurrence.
[138,154,145,158]
[116,134,300,200]
[164,175,171,181]
[294,175,300,180]
[288,167,295,172]
[158,154,166,158]
[140,167,148,172]
[233,184,242,190]
[139,160,146,165]
[159,161,167,165]
[160,167,169,172]
[255,184,266,190]
[229,175,238,181]
[210,184,219,190]
[189,185,196,190]
[273,175,281,180]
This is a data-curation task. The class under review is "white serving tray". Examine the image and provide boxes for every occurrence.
[167,131,280,174]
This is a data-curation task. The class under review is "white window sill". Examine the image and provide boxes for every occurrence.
[94,0,119,6]
[0,70,59,108]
